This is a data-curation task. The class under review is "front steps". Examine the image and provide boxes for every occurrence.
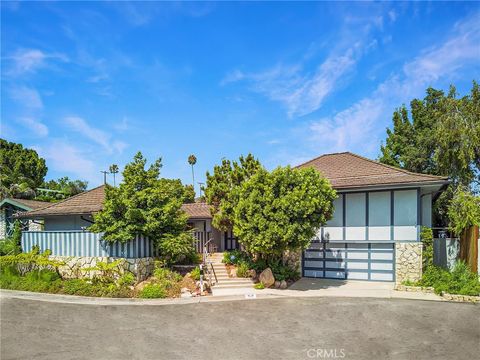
[206,253,255,296]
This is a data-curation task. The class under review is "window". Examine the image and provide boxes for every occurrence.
[346,193,366,227]
[326,195,343,227]
[368,192,390,226]
[394,190,417,226]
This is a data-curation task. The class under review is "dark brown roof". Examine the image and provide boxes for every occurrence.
[0,198,50,211]
[296,152,448,189]
[181,202,212,219]
[18,185,106,217]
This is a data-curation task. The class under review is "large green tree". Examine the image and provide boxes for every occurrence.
[0,139,47,198]
[90,152,194,255]
[380,82,480,225]
[39,177,88,200]
[204,154,262,231]
[234,166,336,257]
[380,82,480,190]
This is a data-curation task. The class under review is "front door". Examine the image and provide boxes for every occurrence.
[224,230,238,251]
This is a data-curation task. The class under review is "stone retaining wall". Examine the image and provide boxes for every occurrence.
[395,242,423,284]
[50,256,155,281]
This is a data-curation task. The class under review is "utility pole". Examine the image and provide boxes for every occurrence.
[197,182,205,198]
[100,170,109,185]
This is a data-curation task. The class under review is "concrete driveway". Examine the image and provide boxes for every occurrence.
[1,295,478,360]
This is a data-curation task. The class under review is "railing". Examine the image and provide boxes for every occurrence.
[193,231,212,253]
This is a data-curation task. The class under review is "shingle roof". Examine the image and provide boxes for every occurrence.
[0,198,50,211]
[181,202,212,219]
[18,185,106,217]
[296,152,448,189]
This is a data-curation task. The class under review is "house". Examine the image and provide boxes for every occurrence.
[17,151,448,283]
[18,186,225,252]
[297,152,448,283]
[0,198,48,239]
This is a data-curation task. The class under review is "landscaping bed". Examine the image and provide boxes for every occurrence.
[222,250,300,289]
[0,248,202,299]
[399,261,480,303]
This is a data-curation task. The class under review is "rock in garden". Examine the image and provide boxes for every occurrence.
[259,268,275,288]
[274,280,281,289]
[280,280,288,289]
[181,292,192,298]
[229,267,237,277]
[248,269,257,279]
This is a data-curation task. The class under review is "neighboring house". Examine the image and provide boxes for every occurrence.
[297,152,448,283]
[0,198,48,239]
[18,185,105,231]
[17,151,448,283]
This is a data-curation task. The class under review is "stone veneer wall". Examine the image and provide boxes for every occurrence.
[283,249,302,274]
[395,242,423,284]
[49,256,155,282]
[0,209,6,240]
[28,220,43,232]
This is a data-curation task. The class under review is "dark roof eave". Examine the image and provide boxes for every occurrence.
[333,179,450,191]
[16,211,98,219]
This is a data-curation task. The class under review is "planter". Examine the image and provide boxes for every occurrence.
[441,292,480,303]
[394,284,435,293]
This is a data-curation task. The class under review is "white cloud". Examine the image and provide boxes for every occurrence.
[220,69,246,85]
[221,12,387,118]
[36,140,97,184]
[223,48,360,119]
[63,116,127,154]
[9,86,43,109]
[306,12,480,158]
[6,49,68,76]
[388,10,397,23]
[16,117,49,137]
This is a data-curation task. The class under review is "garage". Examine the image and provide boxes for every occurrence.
[303,241,395,282]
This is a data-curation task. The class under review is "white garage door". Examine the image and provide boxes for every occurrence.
[303,242,395,282]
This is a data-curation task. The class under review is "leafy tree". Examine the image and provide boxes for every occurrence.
[40,177,88,200]
[234,166,336,258]
[90,152,195,259]
[380,82,479,190]
[0,139,47,198]
[183,184,195,203]
[380,82,480,225]
[205,154,262,231]
[448,186,480,237]
[109,164,119,187]
[188,154,197,187]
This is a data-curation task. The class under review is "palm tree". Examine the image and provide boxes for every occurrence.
[109,164,119,187]
[188,154,197,188]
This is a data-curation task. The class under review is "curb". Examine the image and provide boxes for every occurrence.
[0,287,448,306]
[0,289,281,306]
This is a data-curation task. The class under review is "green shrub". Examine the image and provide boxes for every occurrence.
[254,282,265,289]
[418,261,480,296]
[420,227,433,269]
[139,284,167,299]
[236,261,250,278]
[117,272,135,287]
[222,250,245,265]
[84,259,123,283]
[153,267,182,282]
[0,247,64,275]
[158,232,197,266]
[190,267,201,281]
[0,238,21,256]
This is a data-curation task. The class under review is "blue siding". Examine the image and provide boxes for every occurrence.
[21,231,159,258]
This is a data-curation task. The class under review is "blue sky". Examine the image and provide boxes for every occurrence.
[1,2,479,192]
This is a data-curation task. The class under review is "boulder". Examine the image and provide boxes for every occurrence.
[259,268,275,288]
[248,269,257,279]
[274,281,281,289]
[280,280,288,289]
